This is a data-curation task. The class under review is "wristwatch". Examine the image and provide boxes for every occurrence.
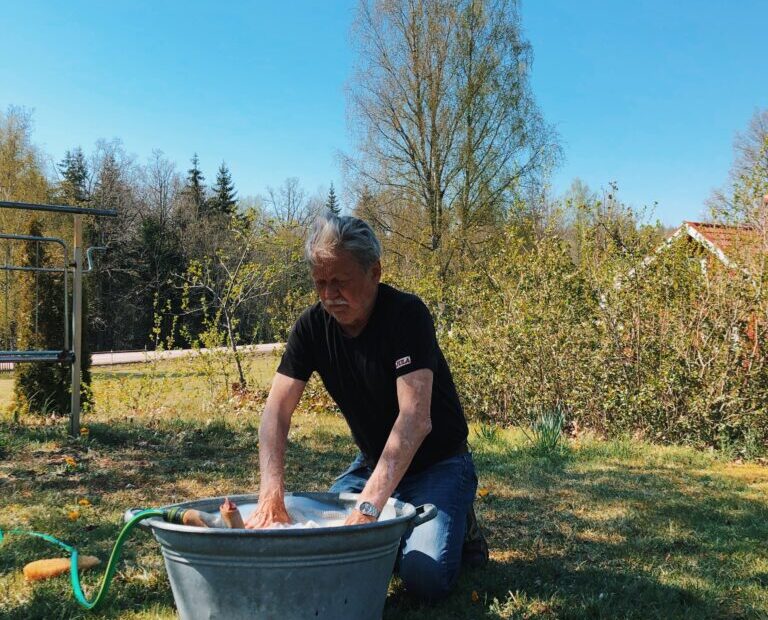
[355,501,381,519]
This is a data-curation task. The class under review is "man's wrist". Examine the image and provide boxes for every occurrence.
[259,486,284,502]
[354,500,381,519]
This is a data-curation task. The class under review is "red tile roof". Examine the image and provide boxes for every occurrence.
[684,222,759,254]
[682,221,763,265]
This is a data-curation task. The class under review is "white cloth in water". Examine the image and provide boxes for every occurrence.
[263,520,327,529]
[239,497,351,529]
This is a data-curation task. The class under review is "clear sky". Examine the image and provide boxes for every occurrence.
[1,1,766,225]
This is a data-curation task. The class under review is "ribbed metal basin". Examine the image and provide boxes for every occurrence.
[129,492,436,620]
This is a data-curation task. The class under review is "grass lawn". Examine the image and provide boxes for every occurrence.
[0,376,12,411]
[2,357,768,618]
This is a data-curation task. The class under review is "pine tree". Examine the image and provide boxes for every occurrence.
[209,162,238,216]
[58,147,89,204]
[185,153,207,215]
[13,219,71,416]
[326,183,340,214]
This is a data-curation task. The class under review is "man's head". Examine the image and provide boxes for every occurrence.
[305,212,382,334]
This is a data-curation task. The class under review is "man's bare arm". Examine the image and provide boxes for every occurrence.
[345,368,433,524]
[245,372,306,529]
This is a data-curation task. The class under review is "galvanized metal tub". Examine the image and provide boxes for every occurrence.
[126,492,436,620]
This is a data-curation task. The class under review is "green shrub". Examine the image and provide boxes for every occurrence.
[521,405,568,458]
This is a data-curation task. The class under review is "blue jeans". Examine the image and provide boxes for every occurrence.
[329,451,478,601]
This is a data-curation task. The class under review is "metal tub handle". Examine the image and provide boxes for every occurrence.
[411,504,437,527]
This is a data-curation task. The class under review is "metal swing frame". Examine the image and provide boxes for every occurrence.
[0,200,117,435]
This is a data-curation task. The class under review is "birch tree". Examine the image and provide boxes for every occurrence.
[346,0,558,264]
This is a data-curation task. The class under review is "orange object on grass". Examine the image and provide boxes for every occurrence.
[23,556,101,581]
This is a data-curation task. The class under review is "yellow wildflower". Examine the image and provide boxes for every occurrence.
[477,487,490,498]
[68,510,80,521]
[77,498,91,506]
[64,456,77,467]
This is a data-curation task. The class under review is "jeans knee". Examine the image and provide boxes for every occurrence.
[398,551,458,601]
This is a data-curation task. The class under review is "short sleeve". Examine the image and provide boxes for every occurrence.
[390,299,439,378]
[276,309,316,382]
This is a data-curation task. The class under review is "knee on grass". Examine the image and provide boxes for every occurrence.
[397,551,459,602]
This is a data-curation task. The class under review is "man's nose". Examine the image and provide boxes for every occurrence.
[323,283,340,299]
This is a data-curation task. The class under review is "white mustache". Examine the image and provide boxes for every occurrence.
[324,299,348,307]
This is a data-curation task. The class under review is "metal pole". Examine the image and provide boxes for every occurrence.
[4,244,8,349]
[70,215,83,437]
[34,241,39,334]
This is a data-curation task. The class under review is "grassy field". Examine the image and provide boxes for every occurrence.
[2,357,768,619]
[0,376,12,411]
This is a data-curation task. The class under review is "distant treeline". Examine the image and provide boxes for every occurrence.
[1,0,767,454]
[0,107,336,355]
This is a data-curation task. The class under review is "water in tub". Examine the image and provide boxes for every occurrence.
[237,496,397,529]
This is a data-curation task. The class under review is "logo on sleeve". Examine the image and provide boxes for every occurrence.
[395,356,412,370]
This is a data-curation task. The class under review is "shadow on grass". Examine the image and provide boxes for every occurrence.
[1,417,356,495]
[4,419,768,619]
[383,448,767,619]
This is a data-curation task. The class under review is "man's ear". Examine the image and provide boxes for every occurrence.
[370,260,382,283]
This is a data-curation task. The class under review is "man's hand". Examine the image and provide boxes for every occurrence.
[244,495,292,529]
[249,373,306,529]
[344,509,377,526]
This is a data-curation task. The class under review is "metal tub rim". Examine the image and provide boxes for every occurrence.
[127,491,434,537]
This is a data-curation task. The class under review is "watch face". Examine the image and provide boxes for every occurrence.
[357,501,380,518]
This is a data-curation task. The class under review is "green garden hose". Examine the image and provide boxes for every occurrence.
[0,508,165,611]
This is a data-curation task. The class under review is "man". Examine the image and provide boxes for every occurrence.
[245,212,488,600]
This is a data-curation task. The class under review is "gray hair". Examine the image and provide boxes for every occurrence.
[305,212,382,270]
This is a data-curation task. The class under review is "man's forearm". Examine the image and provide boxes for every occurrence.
[258,407,291,498]
[359,410,432,511]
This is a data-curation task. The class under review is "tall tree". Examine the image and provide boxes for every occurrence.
[13,219,86,416]
[86,140,146,351]
[325,183,341,214]
[208,162,238,216]
[58,147,89,204]
[0,106,49,205]
[184,153,207,216]
[0,106,51,349]
[347,0,558,262]
[709,108,768,229]
[264,177,316,226]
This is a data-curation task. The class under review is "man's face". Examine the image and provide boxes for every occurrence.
[311,249,381,333]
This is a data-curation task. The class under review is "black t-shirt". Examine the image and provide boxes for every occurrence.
[277,282,468,473]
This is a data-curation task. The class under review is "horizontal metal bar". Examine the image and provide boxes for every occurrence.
[0,234,70,273]
[0,200,117,217]
[0,265,67,274]
[0,350,73,363]
[0,233,67,249]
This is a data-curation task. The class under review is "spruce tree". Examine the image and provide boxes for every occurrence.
[185,153,207,216]
[326,183,340,214]
[58,147,89,204]
[209,162,237,216]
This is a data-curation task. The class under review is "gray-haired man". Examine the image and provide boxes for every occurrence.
[245,213,487,600]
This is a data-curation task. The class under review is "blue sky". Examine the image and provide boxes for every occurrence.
[1,1,766,225]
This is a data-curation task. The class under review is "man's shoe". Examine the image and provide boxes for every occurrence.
[462,505,489,568]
